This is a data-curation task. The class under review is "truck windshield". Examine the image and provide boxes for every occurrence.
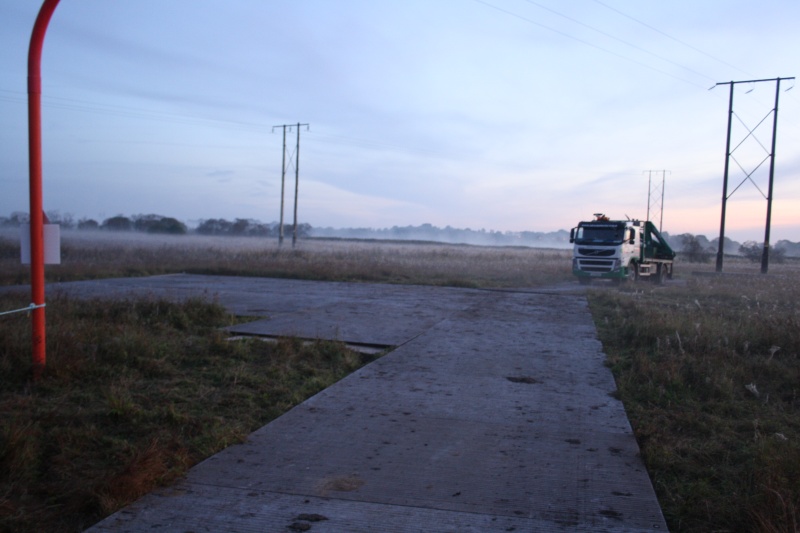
[574,224,626,244]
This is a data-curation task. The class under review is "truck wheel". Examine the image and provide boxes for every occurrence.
[654,264,667,285]
[626,264,638,283]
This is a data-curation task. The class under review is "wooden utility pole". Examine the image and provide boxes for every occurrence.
[273,123,308,247]
[275,124,287,245]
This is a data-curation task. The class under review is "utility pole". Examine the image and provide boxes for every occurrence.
[711,77,794,273]
[715,82,734,273]
[644,170,669,232]
[292,123,303,248]
[272,122,309,247]
[275,124,287,245]
[761,78,786,274]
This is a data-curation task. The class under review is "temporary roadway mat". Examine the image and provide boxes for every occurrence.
[30,274,666,532]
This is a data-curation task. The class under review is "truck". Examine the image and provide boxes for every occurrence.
[569,214,675,284]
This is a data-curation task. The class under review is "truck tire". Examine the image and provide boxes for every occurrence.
[654,264,667,285]
[627,263,638,283]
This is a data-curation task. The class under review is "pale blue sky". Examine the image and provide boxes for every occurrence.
[1,0,798,240]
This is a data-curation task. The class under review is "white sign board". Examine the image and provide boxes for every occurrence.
[20,224,61,265]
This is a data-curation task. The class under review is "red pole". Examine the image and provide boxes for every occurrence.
[28,0,61,380]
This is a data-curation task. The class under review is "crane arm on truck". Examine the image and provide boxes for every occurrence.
[642,221,675,261]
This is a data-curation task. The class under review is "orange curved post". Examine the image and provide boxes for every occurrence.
[28,0,61,380]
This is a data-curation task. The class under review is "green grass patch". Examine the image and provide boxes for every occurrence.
[0,293,376,533]
[590,274,800,532]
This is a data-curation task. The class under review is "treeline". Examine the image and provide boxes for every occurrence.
[0,211,311,238]
[2,212,797,256]
[1,212,189,234]
[0,214,573,246]
[676,233,796,263]
[312,223,572,247]
[194,218,310,238]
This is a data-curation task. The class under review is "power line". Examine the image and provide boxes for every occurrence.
[520,0,716,83]
[307,130,453,158]
[472,0,708,89]
[0,89,272,134]
[2,89,458,159]
[591,0,757,79]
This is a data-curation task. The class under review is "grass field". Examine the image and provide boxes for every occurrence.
[592,273,800,532]
[1,230,798,532]
[0,230,574,288]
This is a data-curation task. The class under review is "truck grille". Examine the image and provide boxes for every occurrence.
[578,248,615,257]
[576,259,615,272]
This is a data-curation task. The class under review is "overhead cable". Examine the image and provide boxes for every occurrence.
[472,0,708,89]
[591,0,757,78]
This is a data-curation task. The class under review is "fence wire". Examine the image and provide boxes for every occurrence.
[0,303,46,317]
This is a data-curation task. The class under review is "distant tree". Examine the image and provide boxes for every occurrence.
[739,241,787,264]
[46,210,75,229]
[774,240,800,258]
[132,214,161,232]
[772,246,787,264]
[196,218,233,235]
[282,223,311,239]
[246,222,273,237]
[77,218,99,231]
[708,236,741,255]
[132,214,187,234]
[195,218,276,237]
[739,241,762,262]
[681,234,712,263]
[149,217,187,234]
[3,212,30,227]
[230,218,251,235]
[102,215,133,231]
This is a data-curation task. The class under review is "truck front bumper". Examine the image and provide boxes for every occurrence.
[572,258,626,279]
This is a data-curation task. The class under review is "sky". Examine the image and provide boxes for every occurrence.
[1,0,798,241]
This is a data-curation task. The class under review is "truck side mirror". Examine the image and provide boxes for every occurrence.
[628,228,635,244]
[569,228,575,243]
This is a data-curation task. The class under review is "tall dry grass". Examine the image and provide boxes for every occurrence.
[592,272,800,532]
[0,230,573,288]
